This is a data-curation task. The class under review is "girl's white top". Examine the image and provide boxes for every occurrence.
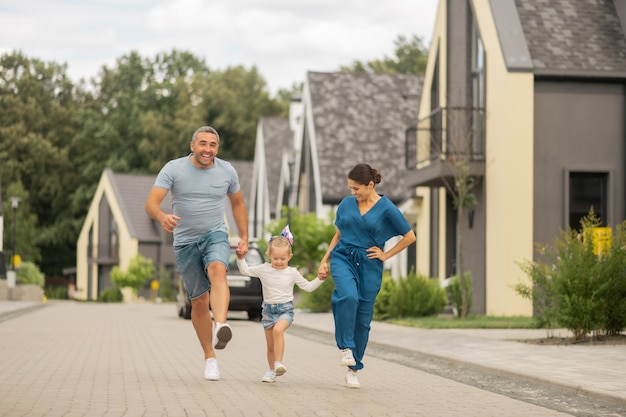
[236,258,323,304]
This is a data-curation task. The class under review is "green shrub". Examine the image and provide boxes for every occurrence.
[446,273,472,316]
[598,222,626,335]
[373,272,397,320]
[45,286,68,300]
[16,261,45,287]
[517,210,626,339]
[98,288,123,303]
[517,253,560,333]
[297,273,334,312]
[381,272,447,319]
[111,254,154,293]
[156,268,177,302]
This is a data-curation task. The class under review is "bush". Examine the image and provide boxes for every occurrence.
[517,254,560,334]
[45,286,68,300]
[111,254,154,293]
[297,273,334,312]
[373,272,397,320]
[516,210,626,339]
[156,268,177,302]
[446,273,473,317]
[16,261,45,287]
[98,288,123,303]
[376,272,447,319]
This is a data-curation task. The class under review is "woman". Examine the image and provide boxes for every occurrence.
[318,163,416,389]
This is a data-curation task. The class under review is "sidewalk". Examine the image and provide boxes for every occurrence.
[293,311,626,404]
[1,300,624,407]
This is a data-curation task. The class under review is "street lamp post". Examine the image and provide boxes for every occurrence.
[7,196,20,300]
[9,196,20,270]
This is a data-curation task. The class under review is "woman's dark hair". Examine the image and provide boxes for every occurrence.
[348,163,382,186]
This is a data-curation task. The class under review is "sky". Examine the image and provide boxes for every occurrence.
[0,0,438,95]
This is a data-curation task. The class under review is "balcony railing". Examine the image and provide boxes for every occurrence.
[406,107,485,170]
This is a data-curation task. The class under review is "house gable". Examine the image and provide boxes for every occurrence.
[250,117,293,238]
[302,71,423,208]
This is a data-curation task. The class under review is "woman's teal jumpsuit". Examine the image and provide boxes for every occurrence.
[330,194,412,371]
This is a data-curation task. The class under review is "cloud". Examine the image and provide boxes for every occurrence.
[0,0,437,93]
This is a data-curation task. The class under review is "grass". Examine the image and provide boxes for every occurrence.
[384,314,541,329]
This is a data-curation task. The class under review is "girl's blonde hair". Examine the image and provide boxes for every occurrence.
[267,236,292,256]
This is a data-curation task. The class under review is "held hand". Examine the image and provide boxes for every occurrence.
[236,239,249,257]
[318,262,329,279]
[160,214,181,233]
[366,246,387,261]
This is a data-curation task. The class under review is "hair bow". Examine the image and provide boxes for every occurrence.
[280,224,294,245]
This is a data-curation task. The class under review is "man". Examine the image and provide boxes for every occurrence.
[145,126,249,381]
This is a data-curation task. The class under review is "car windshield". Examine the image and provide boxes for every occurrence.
[227,247,264,273]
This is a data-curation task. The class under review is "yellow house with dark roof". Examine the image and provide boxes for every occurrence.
[407,0,626,316]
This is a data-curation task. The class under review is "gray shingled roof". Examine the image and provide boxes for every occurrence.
[229,160,254,209]
[108,170,166,243]
[307,71,422,204]
[514,0,626,72]
[260,117,292,213]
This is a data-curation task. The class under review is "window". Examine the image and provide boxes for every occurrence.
[569,172,608,230]
[470,14,486,158]
[109,211,119,259]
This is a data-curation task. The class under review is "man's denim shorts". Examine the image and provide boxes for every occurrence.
[261,301,295,330]
[175,231,230,300]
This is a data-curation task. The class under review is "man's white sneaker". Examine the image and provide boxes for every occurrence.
[340,349,356,366]
[213,322,232,350]
[274,361,287,376]
[262,370,276,383]
[204,358,220,381]
[345,370,360,389]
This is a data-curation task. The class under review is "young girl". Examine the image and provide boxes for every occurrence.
[236,226,326,383]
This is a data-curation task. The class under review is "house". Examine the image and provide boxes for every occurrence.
[75,169,175,300]
[249,116,295,239]
[76,162,254,301]
[288,71,423,277]
[407,0,626,315]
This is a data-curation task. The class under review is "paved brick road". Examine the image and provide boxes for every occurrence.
[0,302,611,417]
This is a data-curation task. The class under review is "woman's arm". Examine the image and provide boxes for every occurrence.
[318,229,341,278]
[367,229,416,261]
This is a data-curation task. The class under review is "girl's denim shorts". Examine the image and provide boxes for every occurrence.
[174,231,230,300]
[261,301,295,330]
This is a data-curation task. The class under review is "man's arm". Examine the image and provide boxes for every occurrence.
[228,190,249,255]
[145,187,179,233]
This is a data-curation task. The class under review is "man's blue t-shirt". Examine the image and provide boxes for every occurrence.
[153,154,240,246]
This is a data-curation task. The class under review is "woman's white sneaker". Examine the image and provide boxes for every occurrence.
[340,349,356,366]
[345,370,360,389]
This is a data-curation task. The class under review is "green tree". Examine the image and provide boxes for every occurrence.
[0,48,302,282]
[2,180,42,265]
[341,35,429,75]
[0,51,79,274]
[16,261,45,287]
[111,254,154,295]
[203,65,284,161]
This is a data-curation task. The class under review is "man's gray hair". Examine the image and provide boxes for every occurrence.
[192,126,220,143]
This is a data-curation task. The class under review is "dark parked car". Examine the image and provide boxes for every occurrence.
[176,243,265,320]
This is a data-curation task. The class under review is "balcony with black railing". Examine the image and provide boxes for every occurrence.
[405,107,486,188]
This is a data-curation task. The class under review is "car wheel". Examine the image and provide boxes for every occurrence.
[247,309,262,321]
